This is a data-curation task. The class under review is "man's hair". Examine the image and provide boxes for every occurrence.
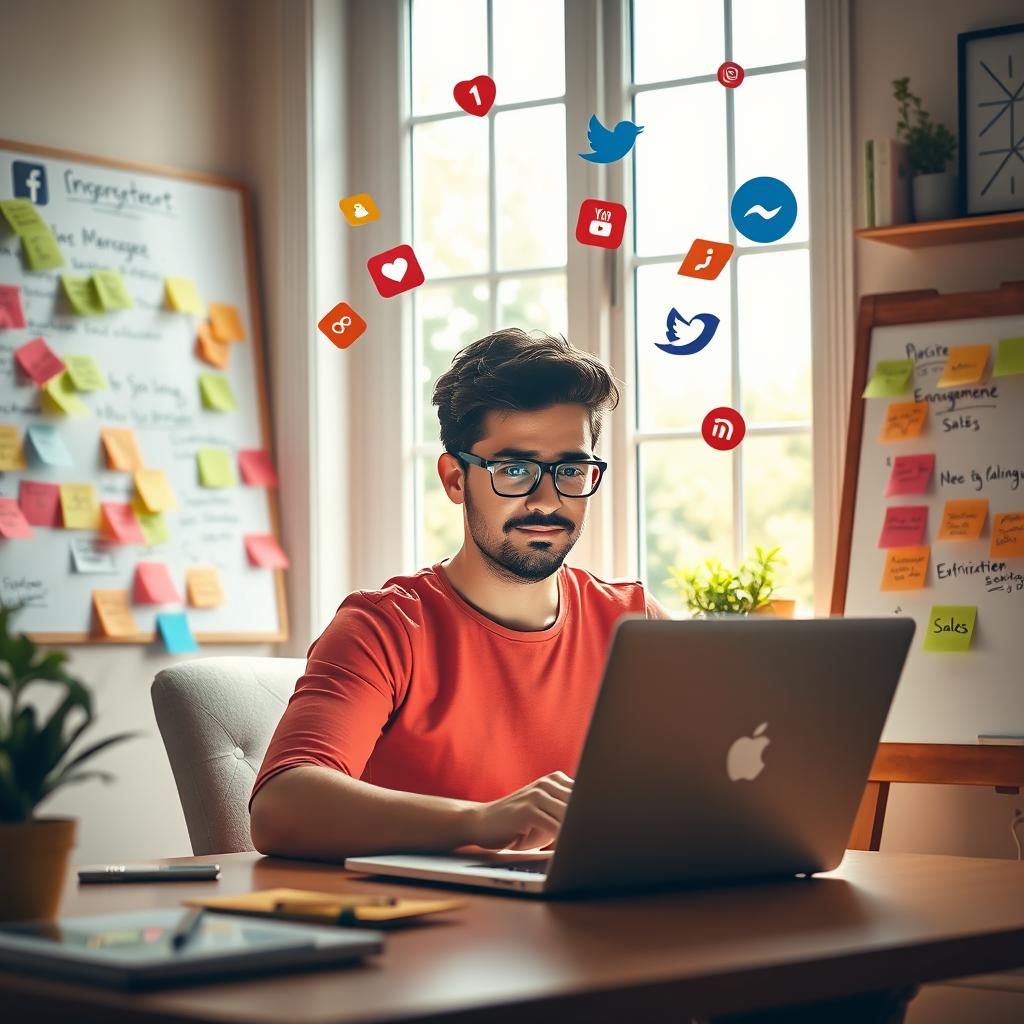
[432,328,621,456]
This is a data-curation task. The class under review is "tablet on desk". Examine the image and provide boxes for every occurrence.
[77,864,221,883]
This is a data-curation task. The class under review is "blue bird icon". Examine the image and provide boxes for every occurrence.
[579,114,644,163]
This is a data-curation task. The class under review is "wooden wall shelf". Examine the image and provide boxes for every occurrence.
[855,210,1024,249]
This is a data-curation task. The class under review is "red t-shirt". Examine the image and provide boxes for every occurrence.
[249,561,668,812]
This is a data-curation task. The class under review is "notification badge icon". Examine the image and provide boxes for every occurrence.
[575,199,627,249]
[318,302,367,349]
[367,244,425,298]
[677,238,734,281]
[701,406,746,451]
[717,61,745,88]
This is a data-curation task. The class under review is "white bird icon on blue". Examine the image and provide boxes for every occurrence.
[579,115,644,163]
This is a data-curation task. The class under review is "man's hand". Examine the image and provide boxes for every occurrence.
[466,771,575,851]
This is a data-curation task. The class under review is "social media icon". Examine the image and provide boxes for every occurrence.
[677,238,734,281]
[730,176,797,243]
[575,199,627,249]
[701,406,746,451]
[655,308,720,356]
[339,193,380,225]
[13,161,48,205]
[367,243,425,298]
[453,74,496,116]
[318,301,367,349]
[717,61,745,88]
[579,115,643,164]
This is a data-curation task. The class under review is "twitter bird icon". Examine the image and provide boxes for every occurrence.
[579,115,644,163]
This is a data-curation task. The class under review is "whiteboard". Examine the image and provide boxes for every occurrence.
[0,140,287,643]
[839,295,1023,743]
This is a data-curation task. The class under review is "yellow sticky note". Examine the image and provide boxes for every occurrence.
[42,371,91,416]
[196,322,231,369]
[59,483,101,530]
[165,276,205,315]
[101,427,145,471]
[92,590,139,638]
[937,344,990,388]
[208,302,246,342]
[937,498,988,541]
[863,359,913,398]
[197,447,236,488]
[131,495,170,544]
[991,512,1024,558]
[879,401,928,442]
[64,354,108,392]
[198,373,237,412]
[134,468,176,512]
[880,546,929,592]
[0,197,46,235]
[0,425,27,471]
[61,274,105,316]
[92,270,134,310]
[186,566,224,608]
[923,605,976,653]
[22,226,65,271]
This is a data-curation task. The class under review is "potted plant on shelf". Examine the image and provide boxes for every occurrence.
[665,545,794,618]
[892,76,958,222]
[0,604,141,922]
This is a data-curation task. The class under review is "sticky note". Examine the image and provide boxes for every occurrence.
[186,566,224,608]
[937,499,988,541]
[0,425,27,471]
[990,512,1024,558]
[156,612,199,654]
[238,449,279,486]
[878,505,928,548]
[208,302,246,342]
[0,497,34,539]
[15,337,65,384]
[197,447,235,488]
[59,483,101,529]
[885,454,935,497]
[26,424,74,466]
[100,502,145,544]
[131,495,170,545]
[198,373,237,412]
[937,344,990,388]
[133,561,182,604]
[19,480,62,527]
[993,336,1024,377]
[60,274,104,316]
[70,536,117,574]
[880,546,929,591]
[245,533,290,568]
[165,276,205,314]
[0,197,46,235]
[92,270,133,310]
[41,371,90,416]
[923,605,977,653]
[100,427,144,471]
[92,590,139,638]
[880,401,928,442]
[863,359,913,398]
[64,354,108,392]
[134,468,176,512]
[196,322,231,369]
[21,226,65,271]
[0,284,27,328]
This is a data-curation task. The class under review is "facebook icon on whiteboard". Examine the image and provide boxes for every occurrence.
[12,161,49,205]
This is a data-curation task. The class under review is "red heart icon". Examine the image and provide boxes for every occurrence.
[453,75,496,116]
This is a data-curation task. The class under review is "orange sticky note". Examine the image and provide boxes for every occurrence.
[991,512,1024,558]
[879,401,928,442]
[133,561,183,604]
[208,302,246,342]
[186,566,224,608]
[92,590,139,638]
[0,425,27,471]
[101,427,145,471]
[59,483,101,529]
[880,546,930,591]
[134,469,176,512]
[937,344,990,388]
[937,499,988,541]
[244,533,290,568]
[100,502,145,544]
[196,322,231,369]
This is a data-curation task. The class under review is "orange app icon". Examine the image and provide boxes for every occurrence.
[677,238,734,281]
[318,302,367,349]
[339,193,380,226]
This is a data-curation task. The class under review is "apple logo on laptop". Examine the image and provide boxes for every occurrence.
[726,722,770,781]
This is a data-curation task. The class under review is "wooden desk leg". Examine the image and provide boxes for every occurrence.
[848,780,890,852]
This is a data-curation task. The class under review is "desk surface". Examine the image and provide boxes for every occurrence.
[2,850,1024,1024]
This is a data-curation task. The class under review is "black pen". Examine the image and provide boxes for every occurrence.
[170,906,205,951]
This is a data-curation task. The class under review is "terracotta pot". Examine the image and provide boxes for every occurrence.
[0,817,77,922]
[752,599,797,618]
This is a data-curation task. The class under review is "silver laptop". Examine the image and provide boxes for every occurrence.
[345,616,915,897]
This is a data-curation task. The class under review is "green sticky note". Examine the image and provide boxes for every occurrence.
[42,371,90,417]
[61,274,104,316]
[198,373,237,412]
[863,359,914,398]
[131,496,170,545]
[993,336,1024,378]
[92,270,133,310]
[21,226,65,270]
[922,605,977,653]
[64,354,109,392]
[197,447,236,488]
[0,198,46,236]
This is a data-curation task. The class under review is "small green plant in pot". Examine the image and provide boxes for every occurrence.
[665,546,792,617]
[0,604,141,921]
[892,76,958,221]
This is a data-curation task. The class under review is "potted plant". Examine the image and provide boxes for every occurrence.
[665,545,794,618]
[0,604,141,922]
[892,76,958,222]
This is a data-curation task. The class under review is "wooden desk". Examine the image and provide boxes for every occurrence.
[3,850,1024,1023]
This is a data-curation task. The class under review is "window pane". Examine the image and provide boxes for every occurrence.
[634,83,728,258]
[632,0,724,85]
[738,250,811,422]
[635,262,732,431]
[411,0,487,116]
[639,438,734,612]
[417,454,464,566]
[741,432,813,611]
[413,117,490,277]
[733,70,809,245]
[496,274,568,337]
[731,0,806,70]
[496,105,567,271]
[415,281,491,444]
[493,0,565,103]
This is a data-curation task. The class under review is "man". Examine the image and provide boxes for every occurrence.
[249,328,669,861]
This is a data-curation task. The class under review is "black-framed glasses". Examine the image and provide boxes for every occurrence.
[455,450,608,498]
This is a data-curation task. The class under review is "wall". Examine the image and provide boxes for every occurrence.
[850,0,1024,859]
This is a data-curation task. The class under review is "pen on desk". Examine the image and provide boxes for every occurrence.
[170,906,205,951]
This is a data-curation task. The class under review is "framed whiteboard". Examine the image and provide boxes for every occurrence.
[0,139,288,643]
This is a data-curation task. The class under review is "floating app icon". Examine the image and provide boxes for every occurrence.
[318,302,367,349]
[453,75,496,116]
[339,193,380,226]
[367,243,425,298]
[13,161,48,205]
[575,199,627,249]
[717,61,745,88]
[701,406,746,451]
[579,115,643,164]
[677,238,734,281]
[655,309,720,356]
[730,176,797,243]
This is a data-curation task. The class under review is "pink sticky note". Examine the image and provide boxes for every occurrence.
[244,533,290,568]
[885,454,935,497]
[238,448,279,486]
[878,505,929,549]
[133,561,183,604]
[14,337,65,385]
[0,497,34,539]
[0,284,27,329]
[19,480,62,527]
[101,502,146,544]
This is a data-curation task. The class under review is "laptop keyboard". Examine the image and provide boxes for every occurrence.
[499,861,550,873]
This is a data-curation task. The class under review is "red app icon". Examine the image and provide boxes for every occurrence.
[717,61,745,88]
[701,406,746,451]
[318,302,367,349]
[677,238,734,281]
[367,244,425,298]
[575,199,627,249]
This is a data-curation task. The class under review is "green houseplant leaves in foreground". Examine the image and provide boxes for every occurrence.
[666,545,784,617]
